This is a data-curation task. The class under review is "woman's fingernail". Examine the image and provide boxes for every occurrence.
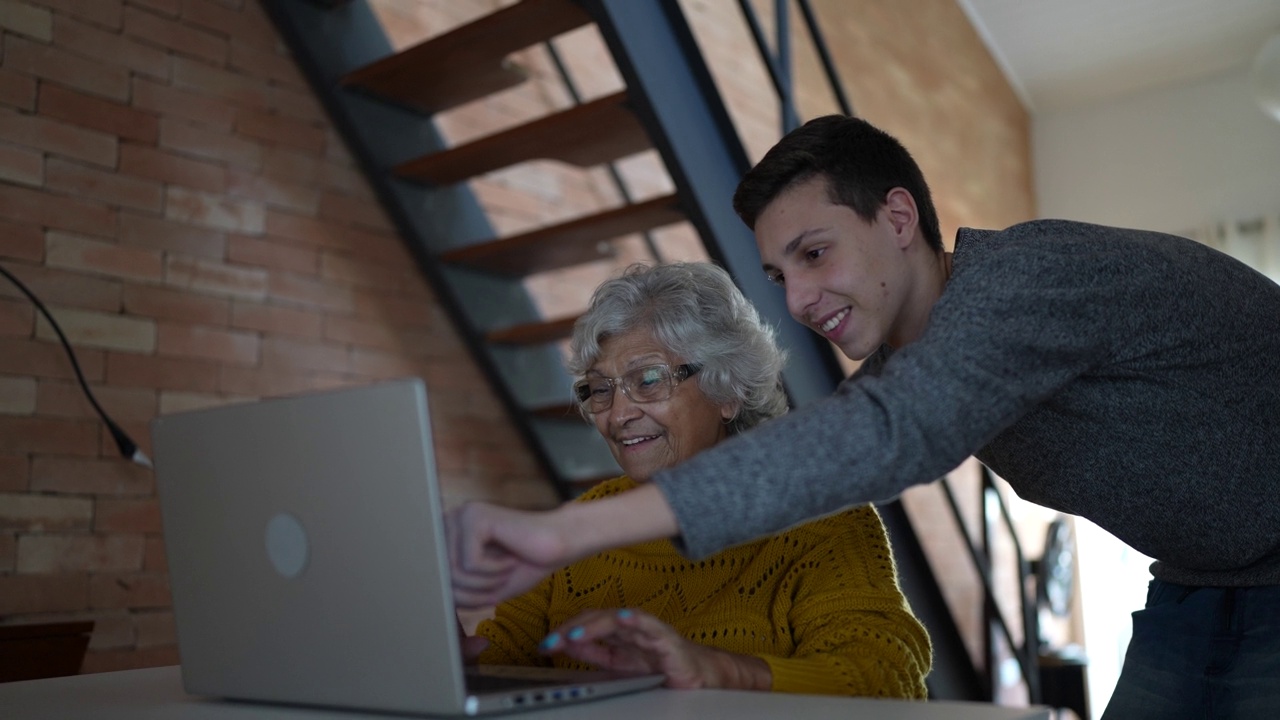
[617,609,633,619]
[568,627,585,640]
[539,632,560,650]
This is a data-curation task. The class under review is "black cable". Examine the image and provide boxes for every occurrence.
[0,262,151,467]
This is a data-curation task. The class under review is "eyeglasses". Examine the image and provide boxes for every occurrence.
[573,363,701,413]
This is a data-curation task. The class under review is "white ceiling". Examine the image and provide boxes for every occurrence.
[956,0,1280,114]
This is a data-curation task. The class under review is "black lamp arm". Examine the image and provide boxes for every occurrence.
[0,262,151,468]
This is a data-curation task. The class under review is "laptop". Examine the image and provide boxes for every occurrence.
[151,378,664,716]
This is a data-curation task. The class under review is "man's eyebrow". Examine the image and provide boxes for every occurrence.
[762,228,826,273]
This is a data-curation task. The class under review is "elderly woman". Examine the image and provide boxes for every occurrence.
[462,262,930,698]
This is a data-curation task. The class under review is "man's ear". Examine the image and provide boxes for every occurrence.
[883,187,920,249]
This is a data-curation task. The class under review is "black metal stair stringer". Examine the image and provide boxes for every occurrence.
[579,0,985,700]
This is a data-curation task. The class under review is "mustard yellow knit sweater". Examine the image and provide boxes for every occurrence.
[475,477,931,698]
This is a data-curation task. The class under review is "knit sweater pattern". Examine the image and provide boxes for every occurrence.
[475,477,931,699]
[654,220,1280,587]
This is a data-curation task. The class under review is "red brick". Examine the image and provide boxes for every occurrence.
[123,283,229,325]
[0,573,89,615]
[164,255,267,300]
[131,77,236,130]
[0,373,37,414]
[105,351,218,392]
[0,454,29,492]
[216,364,316,397]
[50,14,169,81]
[321,315,423,354]
[0,108,117,169]
[0,1,52,40]
[0,142,44,187]
[133,609,175,647]
[227,299,321,338]
[226,234,316,274]
[165,186,265,233]
[119,144,224,195]
[0,297,34,337]
[123,5,226,63]
[39,84,160,144]
[229,39,303,86]
[0,67,37,111]
[0,492,93,531]
[94,498,162,533]
[266,271,354,313]
[320,252,424,292]
[26,0,124,29]
[0,531,14,570]
[0,218,44,261]
[0,185,117,238]
[260,335,348,374]
[142,534,165,571]
[269,83,324,124]
[0,415,100,455]
[156,321,259,365]
[160,117,262,169]
[351,292,437,329]
[233,108,325,154]
[35,378,157,421]
[80,644,179,674]
[43,232,163,284]
[261,145,320,184]
[0,336,107,382]
[128,0,180,17]
[225,169,320,214]
[181,0,278,51]
[87,571,169,608]
[317,190,394,233]
[348,347,425,379]
[0,262,122,315]
[118,212,226,260]
[171,56,268,109]
[17,533,145,572]
[44,159,163,213]
[33,306,157,353]
[30,455,153,495]
[4,34,130,102]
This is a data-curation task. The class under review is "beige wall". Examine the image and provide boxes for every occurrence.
[0,0,1034,678]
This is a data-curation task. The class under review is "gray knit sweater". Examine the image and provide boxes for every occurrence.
[654,220,1280,587]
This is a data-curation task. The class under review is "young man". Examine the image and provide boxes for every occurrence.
[448,116,1280,718]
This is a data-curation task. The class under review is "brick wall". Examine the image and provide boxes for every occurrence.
[0,0,557,674]
[0,0,1035,680]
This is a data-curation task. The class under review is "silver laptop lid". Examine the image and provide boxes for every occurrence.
[153,378,469,715]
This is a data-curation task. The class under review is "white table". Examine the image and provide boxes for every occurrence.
[1,666,1051,720]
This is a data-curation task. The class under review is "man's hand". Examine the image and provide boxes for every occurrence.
[445,501,571,609]
[445,484,682,609]
[539,608,772,691]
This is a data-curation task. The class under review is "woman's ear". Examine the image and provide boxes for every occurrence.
[721,402,741,424]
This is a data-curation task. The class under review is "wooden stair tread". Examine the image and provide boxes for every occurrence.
[341,0,592,115]
[440,194,684,276]
[486,315,579,345]
[395,91,650,185]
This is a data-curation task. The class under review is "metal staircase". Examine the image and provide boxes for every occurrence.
[263,0,985,700]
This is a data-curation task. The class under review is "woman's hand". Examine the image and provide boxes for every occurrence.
[539,608,772,691]
[446,485,681,609]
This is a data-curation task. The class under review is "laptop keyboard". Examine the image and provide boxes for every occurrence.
[465,673,565,692]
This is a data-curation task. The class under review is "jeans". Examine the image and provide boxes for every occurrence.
[1101,579,1280,719]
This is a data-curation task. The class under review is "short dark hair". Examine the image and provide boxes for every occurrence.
[732,115,943,252]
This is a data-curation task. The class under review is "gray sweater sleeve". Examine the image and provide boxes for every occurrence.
[652,225,1115,558]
